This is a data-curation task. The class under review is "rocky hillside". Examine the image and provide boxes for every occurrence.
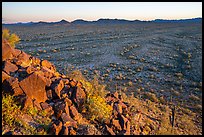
[2,39,201,135]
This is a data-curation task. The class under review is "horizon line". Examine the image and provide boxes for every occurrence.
[2,16,202,24]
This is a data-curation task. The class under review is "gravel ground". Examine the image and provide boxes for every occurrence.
[3,22,202,113]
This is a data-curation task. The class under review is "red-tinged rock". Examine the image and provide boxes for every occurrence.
[19,72,48,108]
[3,61,18,75]
[105,125,116,135]
[123,120,130,135]
[118,94,123,101]
[41,60,56,72]
[64,98,72,106]
[69,127,76,135]
[46,89,53,100]
[119,101,128,109]
[16,51,32,68]
[33,99,42,110]
[49,120,63,135]
[2,71,10,83]
[41,66,55,78]
[72,87,86,109]
[112,119,122,131]
[76,81,83,88]
[23,97,33,109]
[2,40,14,61]
[26,66,38,74]
[31,57,41,66]
[113,91,119,99]
[118,114,129,131]
[40,102,52,111]
[70,80,77,87]
[62,126,69,135]
[51,79,64,98]
[113,102,123,114]
[61,113,77,128]
[69,105,80,121]
[62,78,69,85]
[54,102,66,119]
[3,77,19,93]
[13,87,24,96]
[11,48,21,57]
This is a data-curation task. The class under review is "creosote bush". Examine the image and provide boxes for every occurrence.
[2,29,20,48]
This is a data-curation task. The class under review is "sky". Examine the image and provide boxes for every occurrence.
[2,2,202,23]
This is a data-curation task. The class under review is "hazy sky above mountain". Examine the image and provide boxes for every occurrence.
[2,2,202,23]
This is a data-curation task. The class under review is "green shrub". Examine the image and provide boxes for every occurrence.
[2,94,21,127]
[67,70,112,123]
[2,29,20,48]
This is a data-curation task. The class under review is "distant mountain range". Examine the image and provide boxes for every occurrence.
[3,17,202,26]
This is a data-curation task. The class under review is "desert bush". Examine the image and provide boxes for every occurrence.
[2,29,20,48]
[2,94,22,127]
[143,92,159,102]
[67,70,112,123]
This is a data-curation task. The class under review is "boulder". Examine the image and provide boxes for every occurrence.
[41,66,55,78]
[3,77,19,93]
[2,40,14,61]
[77,124,102,135]
[72,87,86,109]
[40,102,52,111]
[51,79,64,98]
[61,113,77,128]
[64,98,73,106]
[49,120,63,135]
[19,72,48,108]
[53,102,66,119]
[31,56,41,66]
[69,105,81,121]
[13,87,24,96]
[112,119,122,131]
[2,71,10,83]
[3,61,18,75]
[69,127,77,135]
[62,126,69,135]
[11,48,22,58]
[62,78,69,85]
[46,89,53,100]
[41,60,56,72]
[76,81,83,88]
[16,51,32,68]
[26,66,38,74]
[113,102,123,114]
[70,80,77,87]
[33,99,42,110]
[105,125,116,135]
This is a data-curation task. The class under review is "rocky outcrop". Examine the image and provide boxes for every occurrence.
[2,39,138,135]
